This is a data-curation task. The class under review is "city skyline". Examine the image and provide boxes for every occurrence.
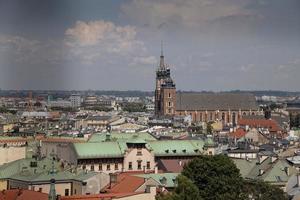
[0,0,299,91]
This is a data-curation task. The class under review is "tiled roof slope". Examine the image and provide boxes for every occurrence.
[176,92,258,111]
[0,189,48,200]
[73,142,123,159]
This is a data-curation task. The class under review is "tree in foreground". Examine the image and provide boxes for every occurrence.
[157,155,289,200]
[182,155,244,200]
[157,175,202,200]
[241,180,288,200]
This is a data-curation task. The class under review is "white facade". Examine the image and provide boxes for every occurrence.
[70,95,81,108]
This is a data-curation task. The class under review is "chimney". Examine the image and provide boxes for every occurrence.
[259,169,264,176]
[178,160,182,166]
[285,167,290,176]
[297,174,300,187]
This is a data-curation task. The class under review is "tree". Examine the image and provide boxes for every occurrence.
[182,155,244,200]
[241,180,288,200]
[156,175,202,200]
[206,122,213,135]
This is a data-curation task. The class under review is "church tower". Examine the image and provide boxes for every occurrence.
[155,43,176,117]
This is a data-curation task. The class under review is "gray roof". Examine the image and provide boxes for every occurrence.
[176,92,258,111]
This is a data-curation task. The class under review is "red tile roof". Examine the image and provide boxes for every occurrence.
[108,172,145,193]
[0,189,48,200]
[229,128,246,139]
[59,192,142,200]
[238,118,282,133]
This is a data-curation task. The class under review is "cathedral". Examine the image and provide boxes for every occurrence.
[154,48,260,125]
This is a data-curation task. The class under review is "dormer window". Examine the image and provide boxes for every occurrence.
[165,150,169,153]
[173,150,177,153]
[182,149,186,153]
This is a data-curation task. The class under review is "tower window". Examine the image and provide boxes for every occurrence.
[168,93,171,98]
[168,101,171,107]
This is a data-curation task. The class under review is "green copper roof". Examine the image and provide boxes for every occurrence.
[0,158,98,183]
[88,132,157,143]
[147,140,204,157]
[73,142,123,159]
[232,159,257,178]
[135,173,179,188]
[0,158,60,180]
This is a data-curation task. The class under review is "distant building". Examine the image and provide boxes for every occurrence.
[154,48,260,124]
[70,94,81,108]
[48,99,72,108]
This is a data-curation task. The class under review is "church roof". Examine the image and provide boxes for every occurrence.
[176,92,258,111]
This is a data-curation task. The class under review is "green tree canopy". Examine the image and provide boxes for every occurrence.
[157,175,202,200]
[242,180,288,200]
[182,155,244,200]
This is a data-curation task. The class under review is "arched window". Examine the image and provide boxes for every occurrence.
[222,113,225,121]
[232,112,236,125]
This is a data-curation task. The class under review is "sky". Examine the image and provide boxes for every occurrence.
[0,0,299,91]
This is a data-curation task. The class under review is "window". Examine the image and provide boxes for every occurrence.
[82,165,86,170]
[65,189,69,196]
[168,101,171,107]
[137,161,142,170]
[137,149,142,156]
[146,161,150,169]
[74,189,77,194]
[39,188,42,192]
[222,113,225,121]
[98,164,102,171]
[210,113,213,121]
[128,162,132,170]
[168,93,171,98]
[115,163,119,170]
[90,165,94,171]
[107,164,110,171]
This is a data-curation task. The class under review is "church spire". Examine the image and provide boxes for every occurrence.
[159,40,165,69]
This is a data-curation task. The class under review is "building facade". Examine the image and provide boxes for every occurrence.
[154,50,260,124]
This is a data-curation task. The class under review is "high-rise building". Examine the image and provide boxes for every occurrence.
[70,94,81,108]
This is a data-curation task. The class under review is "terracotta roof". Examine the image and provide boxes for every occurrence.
[59,192,142,200]
[108,172,145,193]
[238,118,282,132]
[229,128,246,139]
[0,189,48,200]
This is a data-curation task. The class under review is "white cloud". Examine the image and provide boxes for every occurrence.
[64,20,154,66]
[121,0,252,29]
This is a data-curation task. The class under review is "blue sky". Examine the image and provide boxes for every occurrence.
[0,0,299,91]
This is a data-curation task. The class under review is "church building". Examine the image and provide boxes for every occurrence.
[154,48,260,125]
